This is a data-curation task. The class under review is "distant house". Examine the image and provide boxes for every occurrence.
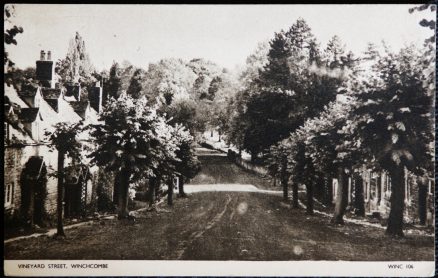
[331,169,434,226]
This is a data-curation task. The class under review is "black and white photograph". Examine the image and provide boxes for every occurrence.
[3,3,436,277]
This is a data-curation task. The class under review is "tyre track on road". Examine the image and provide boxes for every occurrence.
[174,194,233,260]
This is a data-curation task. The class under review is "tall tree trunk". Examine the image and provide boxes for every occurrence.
[332,167,349,224]
[113,173,120,205]
[376,173,382,206]
[251,152,257,162]
[148,178,156,207]
[322,176,332,206]
[282,179,288,201]
[292,183,299,208]
[56,150,65,237]
[178,175,186,197]
[386,166,405,237]
[306,182,314,214]
[418,177,428,226]
[167,177,174,206]
[281,159,288,201]
[327,176,333,205]
[117,167,130,219]
[155,179,160,200]
[314,176,324,202]
[353,172,365,217]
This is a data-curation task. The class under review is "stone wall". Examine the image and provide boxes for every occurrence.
[4,144,115,222]
[4,144,59,218]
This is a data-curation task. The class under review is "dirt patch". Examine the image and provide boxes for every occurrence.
[4,192,434,260]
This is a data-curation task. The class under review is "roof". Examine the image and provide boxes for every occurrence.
[4,103,12,115]
[18,84,39,97]
[70,101,89,120]
[5,85,30,108]
[41,88,62,99]
[19,108,41,123]
[70,101,89,113]
[65,83,81,101]
[45,99,59,112]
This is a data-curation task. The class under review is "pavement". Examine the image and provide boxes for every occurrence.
[185,183,282,195]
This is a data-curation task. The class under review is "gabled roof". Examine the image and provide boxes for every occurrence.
[45,99,59,112]
[41,88,62,99]
[65,83,81,101]
[70,101,90,120]
[5,85,30,108]
[4,104,13,115]
[70,101,89,113]
[19,108,42,123]
[18,84,40,97]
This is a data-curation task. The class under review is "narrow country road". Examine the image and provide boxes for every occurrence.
[4,148,434,261]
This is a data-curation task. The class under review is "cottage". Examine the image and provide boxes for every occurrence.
[4,50,110,229]
[331,169,434,226]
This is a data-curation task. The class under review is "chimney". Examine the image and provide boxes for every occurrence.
[40,50,46,61]
[47,51,52,61]
[36,50,55,89]
[89,82,103,113]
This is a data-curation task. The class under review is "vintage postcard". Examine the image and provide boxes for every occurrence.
[3,4,435,277]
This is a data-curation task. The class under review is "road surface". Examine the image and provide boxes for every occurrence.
[4,148,434,260]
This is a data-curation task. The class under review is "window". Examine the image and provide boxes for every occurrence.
[429,179,434,195]
[4,182,14,207]
[332,178,338,201]
[173,177,179,190]
[364,171,371,202]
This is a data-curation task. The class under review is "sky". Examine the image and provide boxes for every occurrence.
[5,4,435,72]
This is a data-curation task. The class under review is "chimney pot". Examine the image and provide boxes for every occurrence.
[47,51,52,60]
[40,50,46,61]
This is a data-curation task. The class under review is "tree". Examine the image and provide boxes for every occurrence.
[240,41,269,88]
[143,58,197,105]
[349,45,434,236]
[241,89,297,160]
[227,42,269,153]
[6,67,38,94]
[45,122,83,237]
[55,32,95,86]
[88,93,179,218]
[207,76,222,101]
[164,99,207,137]
[104,62,122,103]
[4,4,24,87]
[126,68,144,99]
[172,125,201,197]
[236,19,326,159]
[268,144,289,201]
[188,58,224,100]
[258,31,291,91]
